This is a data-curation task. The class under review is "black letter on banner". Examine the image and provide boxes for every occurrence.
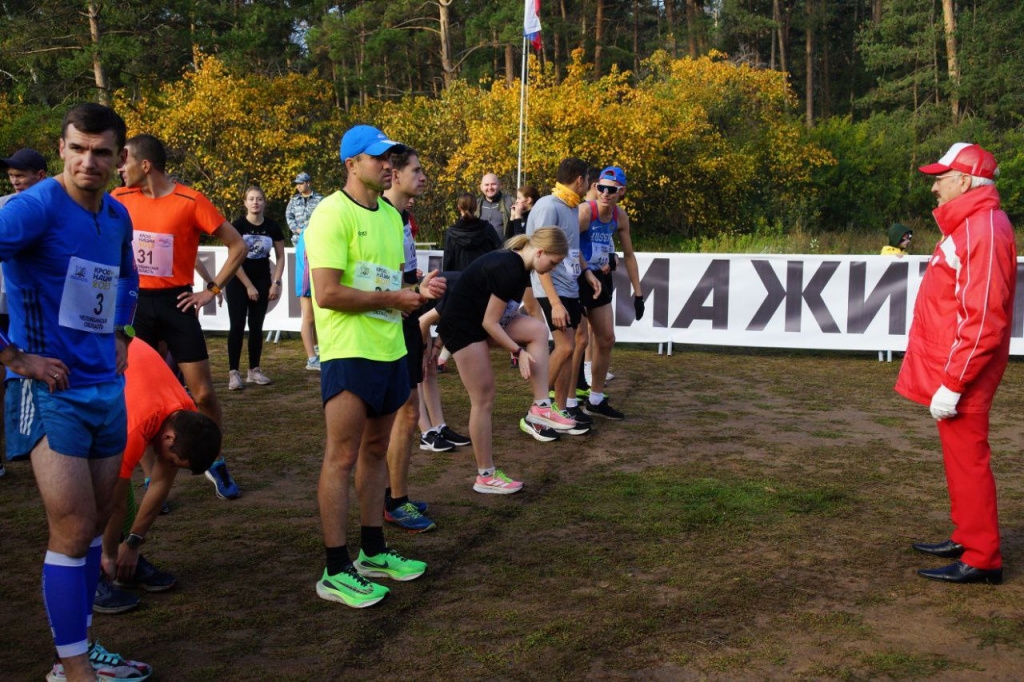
[1013,262,1024,338]
[847,261,908,334]
[747,260,840,332]
[673,259,729,329]
[197,250,218,316]
[616,258,670,326]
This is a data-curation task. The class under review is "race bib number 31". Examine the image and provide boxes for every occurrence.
[352,260,402,323]
[59,256,119,333]
[133,230,174,277]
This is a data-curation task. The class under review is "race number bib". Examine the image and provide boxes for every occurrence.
[243,234,273,260]
[564,248,581,277]
[133,230,174,277]
[59,256,119,333]
[590,233,614,268]
[352,260,402,323]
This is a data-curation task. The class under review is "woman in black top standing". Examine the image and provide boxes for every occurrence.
[504,184,539,240]
[442,193,502,272]
[226,185,285,390]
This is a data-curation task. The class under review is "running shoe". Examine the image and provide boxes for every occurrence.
[354,548,427,581]
[115,555,176,592]
[581,396,625,420]
[565,406,594,427]
[520,417,560,442]
[247,367,272,385]
[384,502,437,533]
[316,566,389,608]
[436,360,448,373]
[205,460,240,500]
[93,579,140,614]
[419,430,455,452]
[89,641,152,679]
[306,356,321,371]
[227,370,244,391]
[438,425,471,447]
[384,491,428,515]
[473,469,524,495]
[525,404,576,431]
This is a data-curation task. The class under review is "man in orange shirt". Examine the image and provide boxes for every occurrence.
[102,340,221,598]
[113,134,246,499]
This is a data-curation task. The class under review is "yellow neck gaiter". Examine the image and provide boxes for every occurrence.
[551,183,581,209]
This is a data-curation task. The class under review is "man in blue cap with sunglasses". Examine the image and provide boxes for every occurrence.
[305,124,445,608]
[576,166,645,420]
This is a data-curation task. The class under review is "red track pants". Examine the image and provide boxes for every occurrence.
[937,411,1002,569]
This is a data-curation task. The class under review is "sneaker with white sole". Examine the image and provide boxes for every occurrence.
[581,396,625,420]
[247,367,272,385]
[205,460,239,500]
[473,469,524,495]
[520,417,560,442]
[88,641,152,680]
[419,431,455,452]
[354,548,427,581]
[227,370,244,391]
[305,356,321,371]
[525,404,576,431]
[316,566,389,608]
[438,425,471,447]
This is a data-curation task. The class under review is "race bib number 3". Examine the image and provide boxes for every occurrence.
[352,260,402,323]
[59,256,119,334]
[564,248,582,277]
[133,230,174,277]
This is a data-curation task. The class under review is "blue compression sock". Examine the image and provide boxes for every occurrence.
[84,537,102,628]
[42,551,89,659]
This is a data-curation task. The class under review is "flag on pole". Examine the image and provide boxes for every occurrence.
[524,0,542,51]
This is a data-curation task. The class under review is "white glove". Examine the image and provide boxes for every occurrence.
[930,385,961,420]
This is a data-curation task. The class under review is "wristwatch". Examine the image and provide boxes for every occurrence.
[206,281,222,295]
[125,532,145,549]
[273,280,282,285]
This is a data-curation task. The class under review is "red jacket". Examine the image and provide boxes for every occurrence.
[895,185,1016,413]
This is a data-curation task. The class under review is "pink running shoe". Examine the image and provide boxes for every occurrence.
[526,404,576,431]
[473,469,524,495]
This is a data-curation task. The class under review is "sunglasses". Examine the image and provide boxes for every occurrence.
[595,184,620,194]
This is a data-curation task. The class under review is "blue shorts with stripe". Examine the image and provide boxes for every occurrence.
[5,377,127,461]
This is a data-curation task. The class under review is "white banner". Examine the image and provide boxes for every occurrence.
[194,248,1024,355]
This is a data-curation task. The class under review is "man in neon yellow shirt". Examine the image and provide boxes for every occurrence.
[306,125,444,608]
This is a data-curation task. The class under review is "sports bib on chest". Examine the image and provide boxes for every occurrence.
[564,248,581,277]
[352,260,402,323]
[133,230,174,277]
[59,256,119,333]
[244,234,273,259]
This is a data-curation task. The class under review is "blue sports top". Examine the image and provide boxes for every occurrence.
[0,178,139,386]
[579,200,619,271]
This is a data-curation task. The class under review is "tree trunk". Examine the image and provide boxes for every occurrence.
[594,0,604,77]
[438,0,455,89]
[822,11,830,118]
[87,1,109,105]
[665,0,677,57]
[778,0,788,73]
[941,0,960,124]
[506,43,516,85]
[871,0,882,24]
[685,0,698,58]
[805,0,814,128]
[633,0,641,74]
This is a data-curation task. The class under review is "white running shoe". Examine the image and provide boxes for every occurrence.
[228,370,244,390]
[247,367,272,385]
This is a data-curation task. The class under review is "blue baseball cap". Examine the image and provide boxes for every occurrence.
[599,166,626,187]
[339,125,404,161]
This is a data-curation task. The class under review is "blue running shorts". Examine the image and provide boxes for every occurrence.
[321,357,410,417]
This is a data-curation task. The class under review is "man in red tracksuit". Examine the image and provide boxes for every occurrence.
[895,143,1016,585]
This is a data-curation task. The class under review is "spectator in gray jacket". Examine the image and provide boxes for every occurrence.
[475,172,514,244]
[285,171,324,244]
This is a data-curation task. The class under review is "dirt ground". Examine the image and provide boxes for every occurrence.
[3,337,1024,680]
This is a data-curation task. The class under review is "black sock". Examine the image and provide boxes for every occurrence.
[384,487,393,502]
[325,545,351,576]
[387,494,409,512]
[361,526,387,557]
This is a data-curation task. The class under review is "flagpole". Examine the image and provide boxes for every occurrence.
[516,34,528,189]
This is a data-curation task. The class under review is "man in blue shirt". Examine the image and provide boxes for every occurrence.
[0,103,149,681]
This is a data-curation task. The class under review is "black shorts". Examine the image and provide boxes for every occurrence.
[403,315,425,388]
[537,296,583,331]
[321,356,410,417]
[578,270,614,310]
[135,286,209,364]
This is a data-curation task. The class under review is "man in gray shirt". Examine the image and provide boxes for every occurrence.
[285,171,324,244]
[526,157,600,432]
[476,172,514,243]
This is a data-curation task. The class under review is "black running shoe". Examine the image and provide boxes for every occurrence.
[565,406,594,427]
[116,555,177,593]
[93,579,140,614]
[438,425,471,447]
[419,431,455,452]
[581,397,625,420]
[519,417,560,442]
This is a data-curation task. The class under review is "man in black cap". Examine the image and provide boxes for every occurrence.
[0,148,48,208]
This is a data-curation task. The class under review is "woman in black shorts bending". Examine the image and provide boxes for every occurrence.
[436,227,576,495]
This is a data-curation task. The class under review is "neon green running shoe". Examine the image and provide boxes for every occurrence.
[316,566,389,608]
[354,548,427,582]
